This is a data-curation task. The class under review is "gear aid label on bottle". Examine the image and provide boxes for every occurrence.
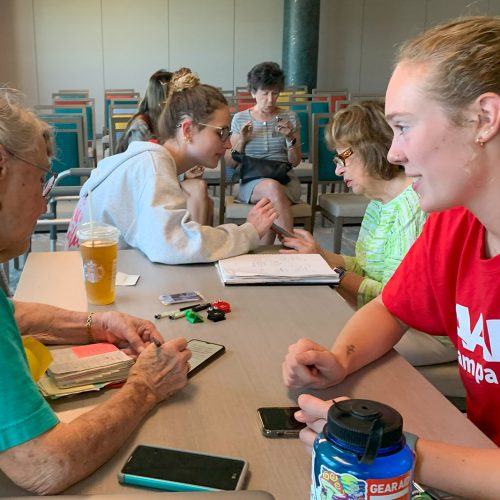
[311,463,411,500]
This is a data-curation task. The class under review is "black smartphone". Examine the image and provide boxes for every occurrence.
[257,406,306,438]
[271,222,294,239]
[187,339,225,378]
[118,444,248,492]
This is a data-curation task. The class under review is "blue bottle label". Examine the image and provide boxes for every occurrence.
[311,449,412,499]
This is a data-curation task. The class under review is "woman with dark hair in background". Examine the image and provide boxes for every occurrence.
[226,62,302,243]
[115,69,172,153]
[66,68,276,264]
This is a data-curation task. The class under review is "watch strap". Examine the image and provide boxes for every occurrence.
[333,266,346,283]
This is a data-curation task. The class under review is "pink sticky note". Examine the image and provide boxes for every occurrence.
[72,343,118,358]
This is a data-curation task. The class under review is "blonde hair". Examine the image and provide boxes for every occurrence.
[0,87,53,157]
[397,16,500,123]
[327,100,400,180]
[159,67,227,140]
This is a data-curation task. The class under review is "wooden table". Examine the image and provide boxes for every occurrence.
[5,250,495,499]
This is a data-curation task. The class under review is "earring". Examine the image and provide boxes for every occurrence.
[184,136,192,144]
[476,137,485,147]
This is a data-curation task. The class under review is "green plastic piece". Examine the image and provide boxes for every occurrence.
[185,310,203,323]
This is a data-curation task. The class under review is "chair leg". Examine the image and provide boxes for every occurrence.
[333,216,344,253]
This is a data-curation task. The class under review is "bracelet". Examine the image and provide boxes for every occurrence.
[85,312,95,344]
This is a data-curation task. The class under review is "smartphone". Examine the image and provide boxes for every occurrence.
[257,406,306,438]
[187,339,225,378]
[159,291,205,305]
[271,222,294,239]
[118,444,248,492]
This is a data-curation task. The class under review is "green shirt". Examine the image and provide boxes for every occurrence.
[0,292,59,451]
[343,185,427,308]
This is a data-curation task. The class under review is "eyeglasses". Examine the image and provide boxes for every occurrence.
[6,149,58,197]
[197,122,232,142]
[333,147,354,168]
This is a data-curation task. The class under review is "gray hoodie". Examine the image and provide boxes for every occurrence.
[66,141,259,264]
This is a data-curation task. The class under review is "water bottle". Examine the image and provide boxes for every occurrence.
[311,399,414,500]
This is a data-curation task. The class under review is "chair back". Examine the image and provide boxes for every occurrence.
[107,103,138,152]
[104,93,140,133]
[36,114,87,186]
[52,97,96,145]
[310,113,344,207]
[53,89,89,98]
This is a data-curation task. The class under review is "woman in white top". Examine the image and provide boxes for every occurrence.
[66,68,277,264]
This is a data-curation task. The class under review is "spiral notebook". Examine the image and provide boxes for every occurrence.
[216,253,339,286]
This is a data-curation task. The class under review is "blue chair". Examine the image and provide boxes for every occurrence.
[310,113,369,250]
[52,97,96,146]
[36,114,87,187]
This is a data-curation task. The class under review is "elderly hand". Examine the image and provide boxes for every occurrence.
[282,338,346,389]
[247,197,278,238]
[278,228,323,254]
[295,395,349,453]
[92,311,164,358]
[275,119,294,139]
[126,337,191,403]
[184,166,205,179]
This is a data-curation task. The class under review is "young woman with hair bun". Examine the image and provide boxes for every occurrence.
[66,68,277,264]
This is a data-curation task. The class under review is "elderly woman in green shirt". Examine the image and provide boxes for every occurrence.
[281,100,455,366]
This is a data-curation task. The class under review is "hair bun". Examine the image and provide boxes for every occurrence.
[169,67,200,94]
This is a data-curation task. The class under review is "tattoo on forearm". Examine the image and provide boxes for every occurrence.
[346,344,355,356]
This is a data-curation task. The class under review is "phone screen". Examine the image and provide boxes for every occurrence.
[258,407,306,437]
[187,339,225,378]
[271,222,294,239]
[120,445,247,491]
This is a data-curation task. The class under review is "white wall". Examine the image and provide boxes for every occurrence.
[2,0,500,130]
[0,0,283,130]
[317,0,500,94]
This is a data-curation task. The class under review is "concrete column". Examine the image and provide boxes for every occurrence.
[282,0,320,91]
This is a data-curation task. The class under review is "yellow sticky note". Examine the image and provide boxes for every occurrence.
[22,336,53,382]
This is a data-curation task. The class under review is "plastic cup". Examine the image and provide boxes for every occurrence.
[77,222,120,305]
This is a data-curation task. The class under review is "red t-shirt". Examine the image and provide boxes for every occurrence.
[383,206,500,445]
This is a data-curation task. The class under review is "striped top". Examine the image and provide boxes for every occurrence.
[343,184,427,307]
[231,109,299,162]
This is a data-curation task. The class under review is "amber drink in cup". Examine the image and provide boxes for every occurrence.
[77,222,120,305]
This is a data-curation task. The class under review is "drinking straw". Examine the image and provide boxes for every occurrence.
[88,189,94,246]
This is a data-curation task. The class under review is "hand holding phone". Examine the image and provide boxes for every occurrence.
[271,222,294,239]
[258,407,306,438]
[119,445,248,491]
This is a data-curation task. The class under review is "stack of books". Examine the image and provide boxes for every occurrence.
[45,343,133,389]
[216,253,340,286]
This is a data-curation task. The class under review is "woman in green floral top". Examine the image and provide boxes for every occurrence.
[281,101,456,365]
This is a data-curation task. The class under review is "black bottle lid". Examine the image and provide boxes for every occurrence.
[326,399,403,464]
